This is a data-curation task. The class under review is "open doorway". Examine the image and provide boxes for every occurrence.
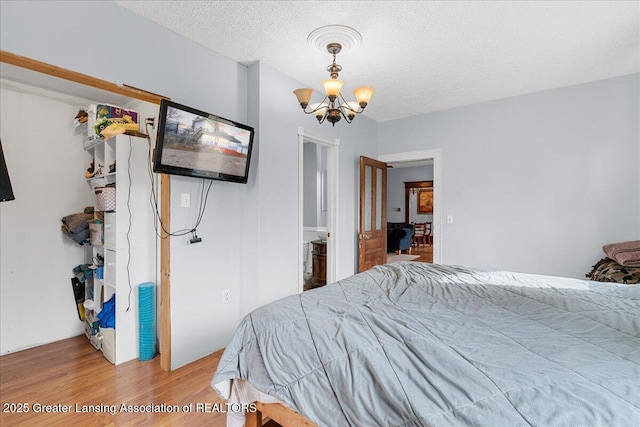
[297,128,339,293]
[379,149,442,264]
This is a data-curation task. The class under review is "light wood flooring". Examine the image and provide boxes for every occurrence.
[409,244,433,263]
[392,244,433,263]
[0,335,230,426]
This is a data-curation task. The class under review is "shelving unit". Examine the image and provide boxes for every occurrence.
[83,133,157,365]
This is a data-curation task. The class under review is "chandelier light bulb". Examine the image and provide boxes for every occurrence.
[309,102,329,120]
[322,78,344,99]
[341,101,360,119]
[293,88,314,108]
[354,86,374,108]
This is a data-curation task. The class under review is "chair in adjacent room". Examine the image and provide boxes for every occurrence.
[413,222,426,247]
[413,222,433,247]
[424,221,433,245]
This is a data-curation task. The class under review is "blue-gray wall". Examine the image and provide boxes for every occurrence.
[379,73,640,278]
[303,143,328,229]
[304,143,320,227]
[387,166,434,223]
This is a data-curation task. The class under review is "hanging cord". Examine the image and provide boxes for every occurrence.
[125,136,134,312]
[143,125,214,240]
[195,179,214,230]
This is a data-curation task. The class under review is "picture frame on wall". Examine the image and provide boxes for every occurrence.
[417,188,433,214]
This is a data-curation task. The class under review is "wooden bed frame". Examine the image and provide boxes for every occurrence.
[246,402,317,427]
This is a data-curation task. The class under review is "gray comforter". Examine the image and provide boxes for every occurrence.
[212,262,640,426]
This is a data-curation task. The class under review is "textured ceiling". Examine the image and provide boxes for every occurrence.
[114,1,639,123]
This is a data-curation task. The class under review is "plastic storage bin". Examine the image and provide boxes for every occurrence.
[98,327,116,364]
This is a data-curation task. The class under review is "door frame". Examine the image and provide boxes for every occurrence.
[379,149,442,264]
[298,127,339,292]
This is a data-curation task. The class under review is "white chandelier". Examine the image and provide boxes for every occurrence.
[293,40,374,126]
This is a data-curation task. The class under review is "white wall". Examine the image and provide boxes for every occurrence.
[169,176,247,368]
[379,74,640,278]
[0,81,94,354]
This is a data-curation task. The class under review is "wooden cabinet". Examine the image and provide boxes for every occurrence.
[311,240,327,288]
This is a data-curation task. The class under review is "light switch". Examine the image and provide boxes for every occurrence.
[447,215,454,224]
[181,193,190,208]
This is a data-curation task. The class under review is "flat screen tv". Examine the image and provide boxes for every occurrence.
[153,99,255,184]
[0,139,15,202]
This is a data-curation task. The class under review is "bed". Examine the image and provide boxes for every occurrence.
[212,262,640,426]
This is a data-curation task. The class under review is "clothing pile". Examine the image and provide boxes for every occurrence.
[586,240,640,285]
[97,294,116,328]
[72,263,93,284]
[61,207,94,245]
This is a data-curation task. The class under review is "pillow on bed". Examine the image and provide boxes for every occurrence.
[602,240,640,267]
[586,257,640,285]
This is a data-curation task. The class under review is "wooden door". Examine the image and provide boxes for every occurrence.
[358,156,387,272]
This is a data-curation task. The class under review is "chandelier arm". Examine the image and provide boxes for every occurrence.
[301,96,331,119]
[340,107,354,124]
[338,92,360,114]
[337,91,349,108]
[306,95,330,114]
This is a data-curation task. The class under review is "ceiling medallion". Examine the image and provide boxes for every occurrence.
[307,25,363,55]
[294,25,373,126]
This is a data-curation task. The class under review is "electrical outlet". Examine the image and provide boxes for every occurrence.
[222,289,230,304]
[181,193,190,208]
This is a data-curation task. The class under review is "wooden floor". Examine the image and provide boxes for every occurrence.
[0,336,231,426]
[389,244,433,263]
[410,244,433,263]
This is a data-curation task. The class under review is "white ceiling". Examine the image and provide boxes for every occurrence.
[114,1,639,123]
